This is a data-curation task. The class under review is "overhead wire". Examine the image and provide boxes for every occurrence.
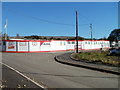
[3,7,90,27]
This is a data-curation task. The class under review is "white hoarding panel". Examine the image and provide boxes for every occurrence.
[40,41,51,51]
[29,42,40,51]
[17,42,28,51]
[6,41,16,51]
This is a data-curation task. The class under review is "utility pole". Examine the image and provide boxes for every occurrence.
[76,11,78,53]
[90,24,93,40]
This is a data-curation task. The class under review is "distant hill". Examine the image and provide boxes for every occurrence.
[9,35,88,40]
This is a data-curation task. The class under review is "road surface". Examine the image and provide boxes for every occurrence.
[1,52,119,88]
[1,64,43,89]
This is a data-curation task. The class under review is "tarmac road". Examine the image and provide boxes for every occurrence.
[1,52,119,89]
[1,64,43,89]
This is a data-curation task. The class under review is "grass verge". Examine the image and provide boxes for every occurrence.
[73,51,120,67]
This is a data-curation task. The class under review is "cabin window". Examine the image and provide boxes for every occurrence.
[72,42,75,44]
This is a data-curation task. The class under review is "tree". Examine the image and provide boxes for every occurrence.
[43,37,47,40]
[50,37,54,40]
[108,29,120,47]
[108,29,120,41]
[24,35,42,39]
[99,37,108,40]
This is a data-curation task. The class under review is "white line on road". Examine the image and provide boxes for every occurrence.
[0,62,48,90]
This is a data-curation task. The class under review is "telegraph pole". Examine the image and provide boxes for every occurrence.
[90,24,93,40]
[76,11,78,53]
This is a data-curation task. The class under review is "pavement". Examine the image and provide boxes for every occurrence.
[55,52,120,75]
[1,64,44,89]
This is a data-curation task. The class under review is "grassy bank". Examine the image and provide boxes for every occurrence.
[73,51,120,67]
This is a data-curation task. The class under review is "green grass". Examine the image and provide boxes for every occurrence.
[74,51,120,67]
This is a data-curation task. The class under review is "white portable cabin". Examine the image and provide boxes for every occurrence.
[66,40,76,50]
[66,40,83,50]
[82,41,91,50]
[50,40,67,51]
[80,40,110,50]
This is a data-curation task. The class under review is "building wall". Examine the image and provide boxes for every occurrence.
[1,40,110,53]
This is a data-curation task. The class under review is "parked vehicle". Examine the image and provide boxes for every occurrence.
[110,48,120,55]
